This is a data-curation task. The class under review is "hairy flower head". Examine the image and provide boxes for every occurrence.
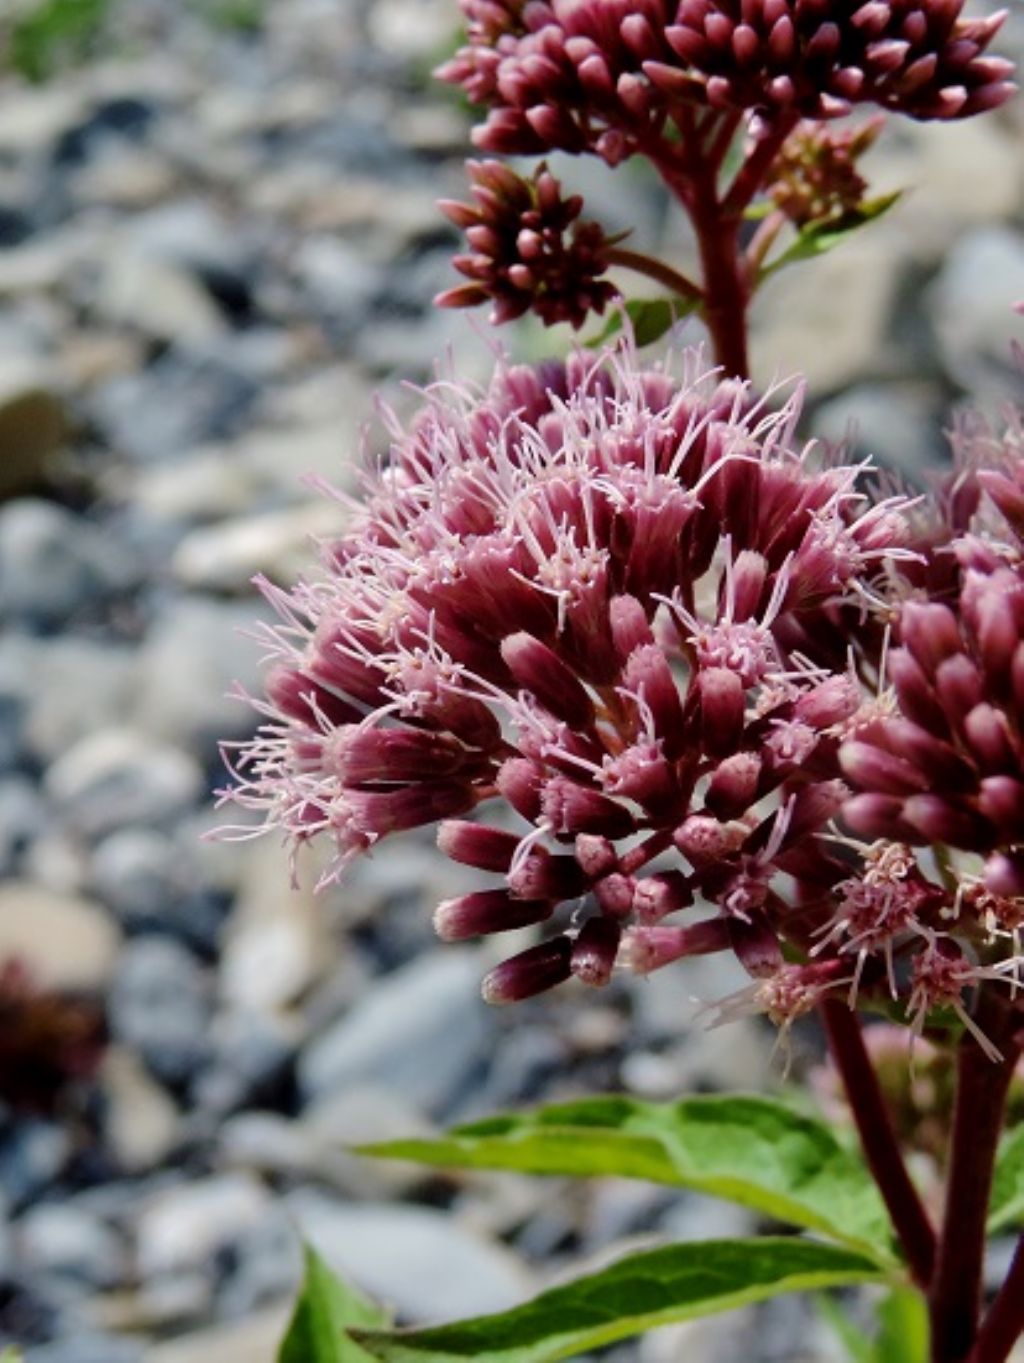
[221,336,923,1027]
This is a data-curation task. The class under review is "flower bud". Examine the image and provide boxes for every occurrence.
[704,751,762,819]
[977,776,1024,839]
[902,793,994,850]
[609,594,654,662]
[621,645,686,758]
[266,664,363,728]
[842,793,921,842]
[935,653,984,724]
[497,758,546,820]
[507,850,588,901]
[900,601,964,673]
[886,648,946,733]
[437,820,520,872]
[618,918,732,975]
[434,890,552,941]
[594,872,636,917]
[326,726,469,786]
[729,913,784,979]
[794,674,861,729]
[674,813,745,862]
[699,667,745,756]
[574,833,618,878]
[501,631,595,729]
[984,851,1024,899]
[345,783,477,837]
[633,871,692,923]
[541,776,635,838]
[570,916,621,987]
[963,703,1016,774]
[839,741,927,796]
[481,936,573,1004]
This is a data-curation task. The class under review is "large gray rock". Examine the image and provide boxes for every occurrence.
[298,950,492,1116]
[284,1190,535,1322]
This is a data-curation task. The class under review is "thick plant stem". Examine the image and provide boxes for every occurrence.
[820,999,936,1287]
[930,1012,1020,1363]
[970,1235,1024,1363]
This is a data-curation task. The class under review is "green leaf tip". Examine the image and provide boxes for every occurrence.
[278,1243,389,1363]
[359,1092,894,1263]
[352,1238,885,1363]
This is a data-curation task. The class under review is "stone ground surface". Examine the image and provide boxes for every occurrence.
[0,2,1023,1361]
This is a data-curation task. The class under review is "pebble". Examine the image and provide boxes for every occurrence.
[0,500,128,627]
[107,938,212,1087]
[16,1203,125,1290]
[0,883,119,992]
[135,1174,272,1280]
[298,949,493,1117]
[101,1047,182,1174]
[45,728,204,840]
[0,359,67,497]
[929,226,1024,396]
[284,1190,535,1322]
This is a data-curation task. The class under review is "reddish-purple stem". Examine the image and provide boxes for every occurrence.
[930,1014,1021,1363]
[820,998,936,1288]
[970,1235,1024,1363]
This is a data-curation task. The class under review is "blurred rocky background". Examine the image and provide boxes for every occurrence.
[0,2,1022,1361]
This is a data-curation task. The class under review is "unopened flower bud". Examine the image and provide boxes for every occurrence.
[434,889,552,941]
[839,741,928,796]
[497,758,546,821]
[481,936,573,1004]
[574,833,618,878]
[902,793,994,850]
[594,871,636,918]
[571,916,621,987]
[619,918,732,975]
[507,849,588,901]
[699,667,745,756]
[633,871,692,923]
[705,750,762,819]
[501,631,596,729]
[541,776,635,838]
[674,813,745,861]
[609,594,655,661]
[438,820,520,872]
[900,601,964,673]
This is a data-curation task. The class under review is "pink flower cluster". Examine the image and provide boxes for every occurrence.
[438,0,1014,161]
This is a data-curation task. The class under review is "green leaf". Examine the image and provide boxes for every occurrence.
[988,1124,1024,1232]
[353,1239,885,1363]
[583,295,698,349]
[875,1286,929,1363]
[758,192,902,282]
[278,1244,390,1363]
[816,1294,875,1363]
[361,1094,893,1262]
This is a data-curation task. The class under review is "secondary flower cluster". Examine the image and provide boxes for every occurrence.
[435,159,619,327]
[765,114,884,227]
[438,0,1014,161]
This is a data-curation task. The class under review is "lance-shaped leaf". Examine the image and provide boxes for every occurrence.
[584,295,699,349]
[353,1238,886,1363]
[360,1094,893,1262]
[279,1244,390,1363]
[758,193,902,282]
[989,1124,1024,1233]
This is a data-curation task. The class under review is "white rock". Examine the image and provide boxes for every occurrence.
[16,1203,125,1287]
[171,501,339,593]
[136,1174,271,1279]
[102,1047,182,1173]
[45,727,204,838]
[929,227,1024,396]
[221,837,327,1012]
[93,251,227,344]
[0,882,119,991]
[285,1191,535,1322]
[17,636,137,763]
[0,85,85,155]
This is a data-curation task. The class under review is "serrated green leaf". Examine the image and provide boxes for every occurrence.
[758,192,902,282]
[360,1094,894,1263]
[583,295,698,349]
[278,1244,389,1363]
[875,1286,929,1363]
[988,1123,1024,1232]
[353,1239,885,1363]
